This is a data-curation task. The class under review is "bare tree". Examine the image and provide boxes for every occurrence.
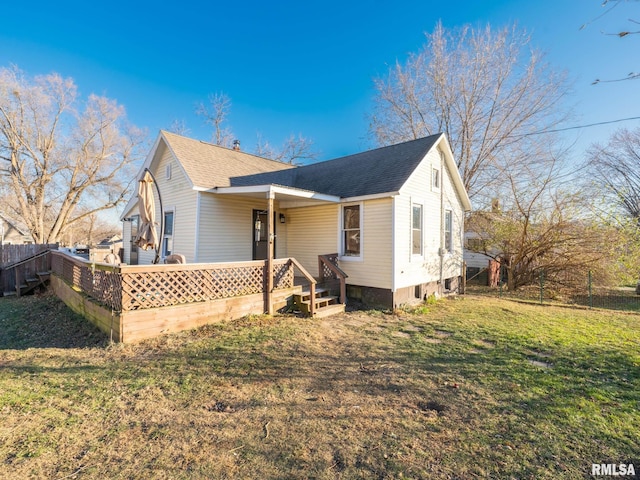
[369,22,571,205]
[63,211,120,247]
[167,119,191,136]
[0,66,146,244]
[195,92,234,147]
[467,156,612,290]
[584,127,640,221]
[255,133,319,164]
[582,0,640,83]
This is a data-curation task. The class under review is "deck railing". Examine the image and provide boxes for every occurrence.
[50,251,296,312]
[318,253,348,304]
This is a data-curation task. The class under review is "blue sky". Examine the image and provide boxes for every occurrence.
[0,0,638,162]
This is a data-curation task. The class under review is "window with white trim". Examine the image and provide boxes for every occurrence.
[342,204,361,257]
[412,203,423,255]
[163,210,174,257]
[432,167,440,190]
[444,209,453,253]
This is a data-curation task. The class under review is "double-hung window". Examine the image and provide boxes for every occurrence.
[412,203,423,256]
[163,210,174,257]
[444,209,453,253]
[342,204,361,258]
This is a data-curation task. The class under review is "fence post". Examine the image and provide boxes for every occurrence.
[588,270,593,309]
[539,270,544,305]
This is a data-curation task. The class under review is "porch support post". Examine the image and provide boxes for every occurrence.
[267,191,275,315]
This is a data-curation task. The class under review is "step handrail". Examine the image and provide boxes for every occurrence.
[1,249,52,271]
[289,257,316,316]
[1,249,53,298]
[318,254,348,305]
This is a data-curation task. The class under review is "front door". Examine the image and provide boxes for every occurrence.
[252,210,275,260]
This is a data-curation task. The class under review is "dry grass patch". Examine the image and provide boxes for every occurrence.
[0,293,639,478]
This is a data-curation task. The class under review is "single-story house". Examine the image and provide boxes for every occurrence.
[0,214,34,245]
[120,130,471,309]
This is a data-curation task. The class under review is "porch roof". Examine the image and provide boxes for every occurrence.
[209,184,341,208]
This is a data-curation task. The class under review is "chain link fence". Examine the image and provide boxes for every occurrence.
[465,267,640,312]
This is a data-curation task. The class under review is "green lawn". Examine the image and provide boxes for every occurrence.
[0,292,638,479]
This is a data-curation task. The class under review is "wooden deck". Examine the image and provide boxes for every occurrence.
[49,251,330,343]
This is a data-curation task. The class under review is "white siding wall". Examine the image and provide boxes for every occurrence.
[198,194,288,262]
[285,204,338,277]
[340,198,393,289]
[394,147,465,290]
[121,143,198,265]
[285,199,393,289]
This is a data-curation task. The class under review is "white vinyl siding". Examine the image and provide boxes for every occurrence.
[286,199,393,290]
[121,144,198,264]
[341,198,393,289]
[285,204,338,275]
[198,194,288,262]
[394,144,465,290]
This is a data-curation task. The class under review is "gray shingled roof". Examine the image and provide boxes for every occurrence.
[230,134,442,198]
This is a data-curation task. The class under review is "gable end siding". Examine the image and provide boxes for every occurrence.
[394,147,465,291]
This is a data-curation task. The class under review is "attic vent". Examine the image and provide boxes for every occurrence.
[166,163,172,180]
[233,140,241,151]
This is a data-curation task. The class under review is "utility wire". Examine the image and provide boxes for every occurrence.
[516,116,640,137]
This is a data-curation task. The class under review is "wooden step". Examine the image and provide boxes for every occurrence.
[313,303,346,318]
[300,295,339,308]
[298,287,330,301]
[2,291,17,297]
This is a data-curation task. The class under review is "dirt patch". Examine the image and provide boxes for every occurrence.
[434,330,453,338]
[423,338,443,344]
[392,331,412,338]
[528,359,552,368]
[473,339,496,349]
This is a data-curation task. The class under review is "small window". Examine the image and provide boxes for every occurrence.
[163,211,174,256]
[412,204,423,255]
[444,210,453,253]
[166,163,172,180]
[342,205,361,257]
[432,167,440,190]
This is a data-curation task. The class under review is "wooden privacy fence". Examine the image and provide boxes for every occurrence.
[0,244,58,267]
[1,246,57,297]
[50,251,296,312]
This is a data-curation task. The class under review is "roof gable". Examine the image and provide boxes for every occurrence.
[161,131,295,190]
[231,134,443,198]
[122,131,471,219]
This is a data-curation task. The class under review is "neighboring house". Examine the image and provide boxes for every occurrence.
[0,214,34,245]
[464,232,497,286]
[120,130,472,308]
[89,234,124,263]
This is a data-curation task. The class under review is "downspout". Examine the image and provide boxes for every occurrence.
[391,196,396,305]
[194,191,201,262]
[439,150,445,294]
